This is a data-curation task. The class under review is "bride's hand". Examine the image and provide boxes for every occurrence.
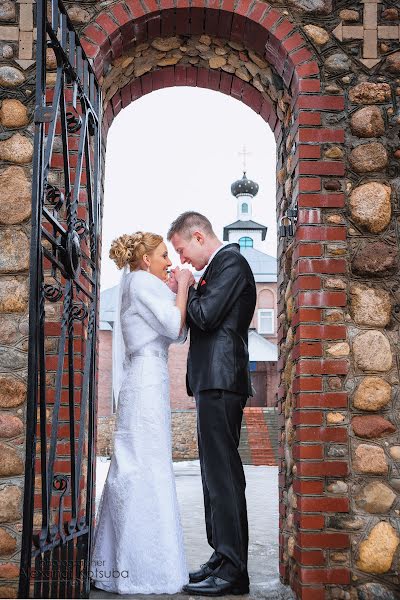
[167,268,179,293]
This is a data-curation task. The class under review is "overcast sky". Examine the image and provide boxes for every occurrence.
[100,87,277,291]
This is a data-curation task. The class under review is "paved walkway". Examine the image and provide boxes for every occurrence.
[90,460,294,600]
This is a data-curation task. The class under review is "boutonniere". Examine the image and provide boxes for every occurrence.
[201,280,207,286]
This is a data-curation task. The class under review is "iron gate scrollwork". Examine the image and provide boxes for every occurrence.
[19,0,102,597]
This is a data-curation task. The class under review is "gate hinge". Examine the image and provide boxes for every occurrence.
[34,106,54,124]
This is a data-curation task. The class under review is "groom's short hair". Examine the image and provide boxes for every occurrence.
[167,211,215,240]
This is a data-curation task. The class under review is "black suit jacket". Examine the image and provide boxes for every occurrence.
[185,243,257,397]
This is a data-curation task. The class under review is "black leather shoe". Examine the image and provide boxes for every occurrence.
[189,563,216,583]
[183,575,249,596]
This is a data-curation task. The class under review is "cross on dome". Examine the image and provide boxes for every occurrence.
[238,145,252,174]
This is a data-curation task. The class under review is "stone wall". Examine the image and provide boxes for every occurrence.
[171,410,198,460]
[0,1,36,596]
[97,415,116,457]
[97,411,199,461]
[276,58,400,600]
[1,0,400,598]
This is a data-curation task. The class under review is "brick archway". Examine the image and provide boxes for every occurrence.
[81,1,325,137]
[79,4,347,599]
[4,0,400,598]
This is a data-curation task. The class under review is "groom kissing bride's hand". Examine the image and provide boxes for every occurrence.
[167,265,194,294]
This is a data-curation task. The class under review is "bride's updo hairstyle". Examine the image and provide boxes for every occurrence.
[109,231,163,270]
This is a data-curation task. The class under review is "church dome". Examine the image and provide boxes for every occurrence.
[231,172,259,197]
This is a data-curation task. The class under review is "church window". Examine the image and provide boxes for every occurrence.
[242,202,248,213]
[239,236,253,248]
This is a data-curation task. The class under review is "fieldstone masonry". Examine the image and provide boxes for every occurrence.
[97,411,199,460]
[0,0,400,598]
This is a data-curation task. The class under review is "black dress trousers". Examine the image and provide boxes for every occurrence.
[195,388,249,582]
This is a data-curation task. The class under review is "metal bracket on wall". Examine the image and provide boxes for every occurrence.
[279,207,298,238]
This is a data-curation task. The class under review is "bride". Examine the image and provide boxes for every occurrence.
[91,231,194,594]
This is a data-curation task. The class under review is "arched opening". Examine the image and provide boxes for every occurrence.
[96,85,281,595]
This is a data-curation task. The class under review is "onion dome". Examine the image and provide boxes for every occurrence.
[231,172,259,197]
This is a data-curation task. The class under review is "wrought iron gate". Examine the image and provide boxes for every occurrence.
[19,0,102,597]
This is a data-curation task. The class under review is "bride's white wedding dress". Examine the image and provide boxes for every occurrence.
[91,269,189,594]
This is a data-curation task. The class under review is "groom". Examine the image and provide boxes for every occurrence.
[168,212,256,596]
